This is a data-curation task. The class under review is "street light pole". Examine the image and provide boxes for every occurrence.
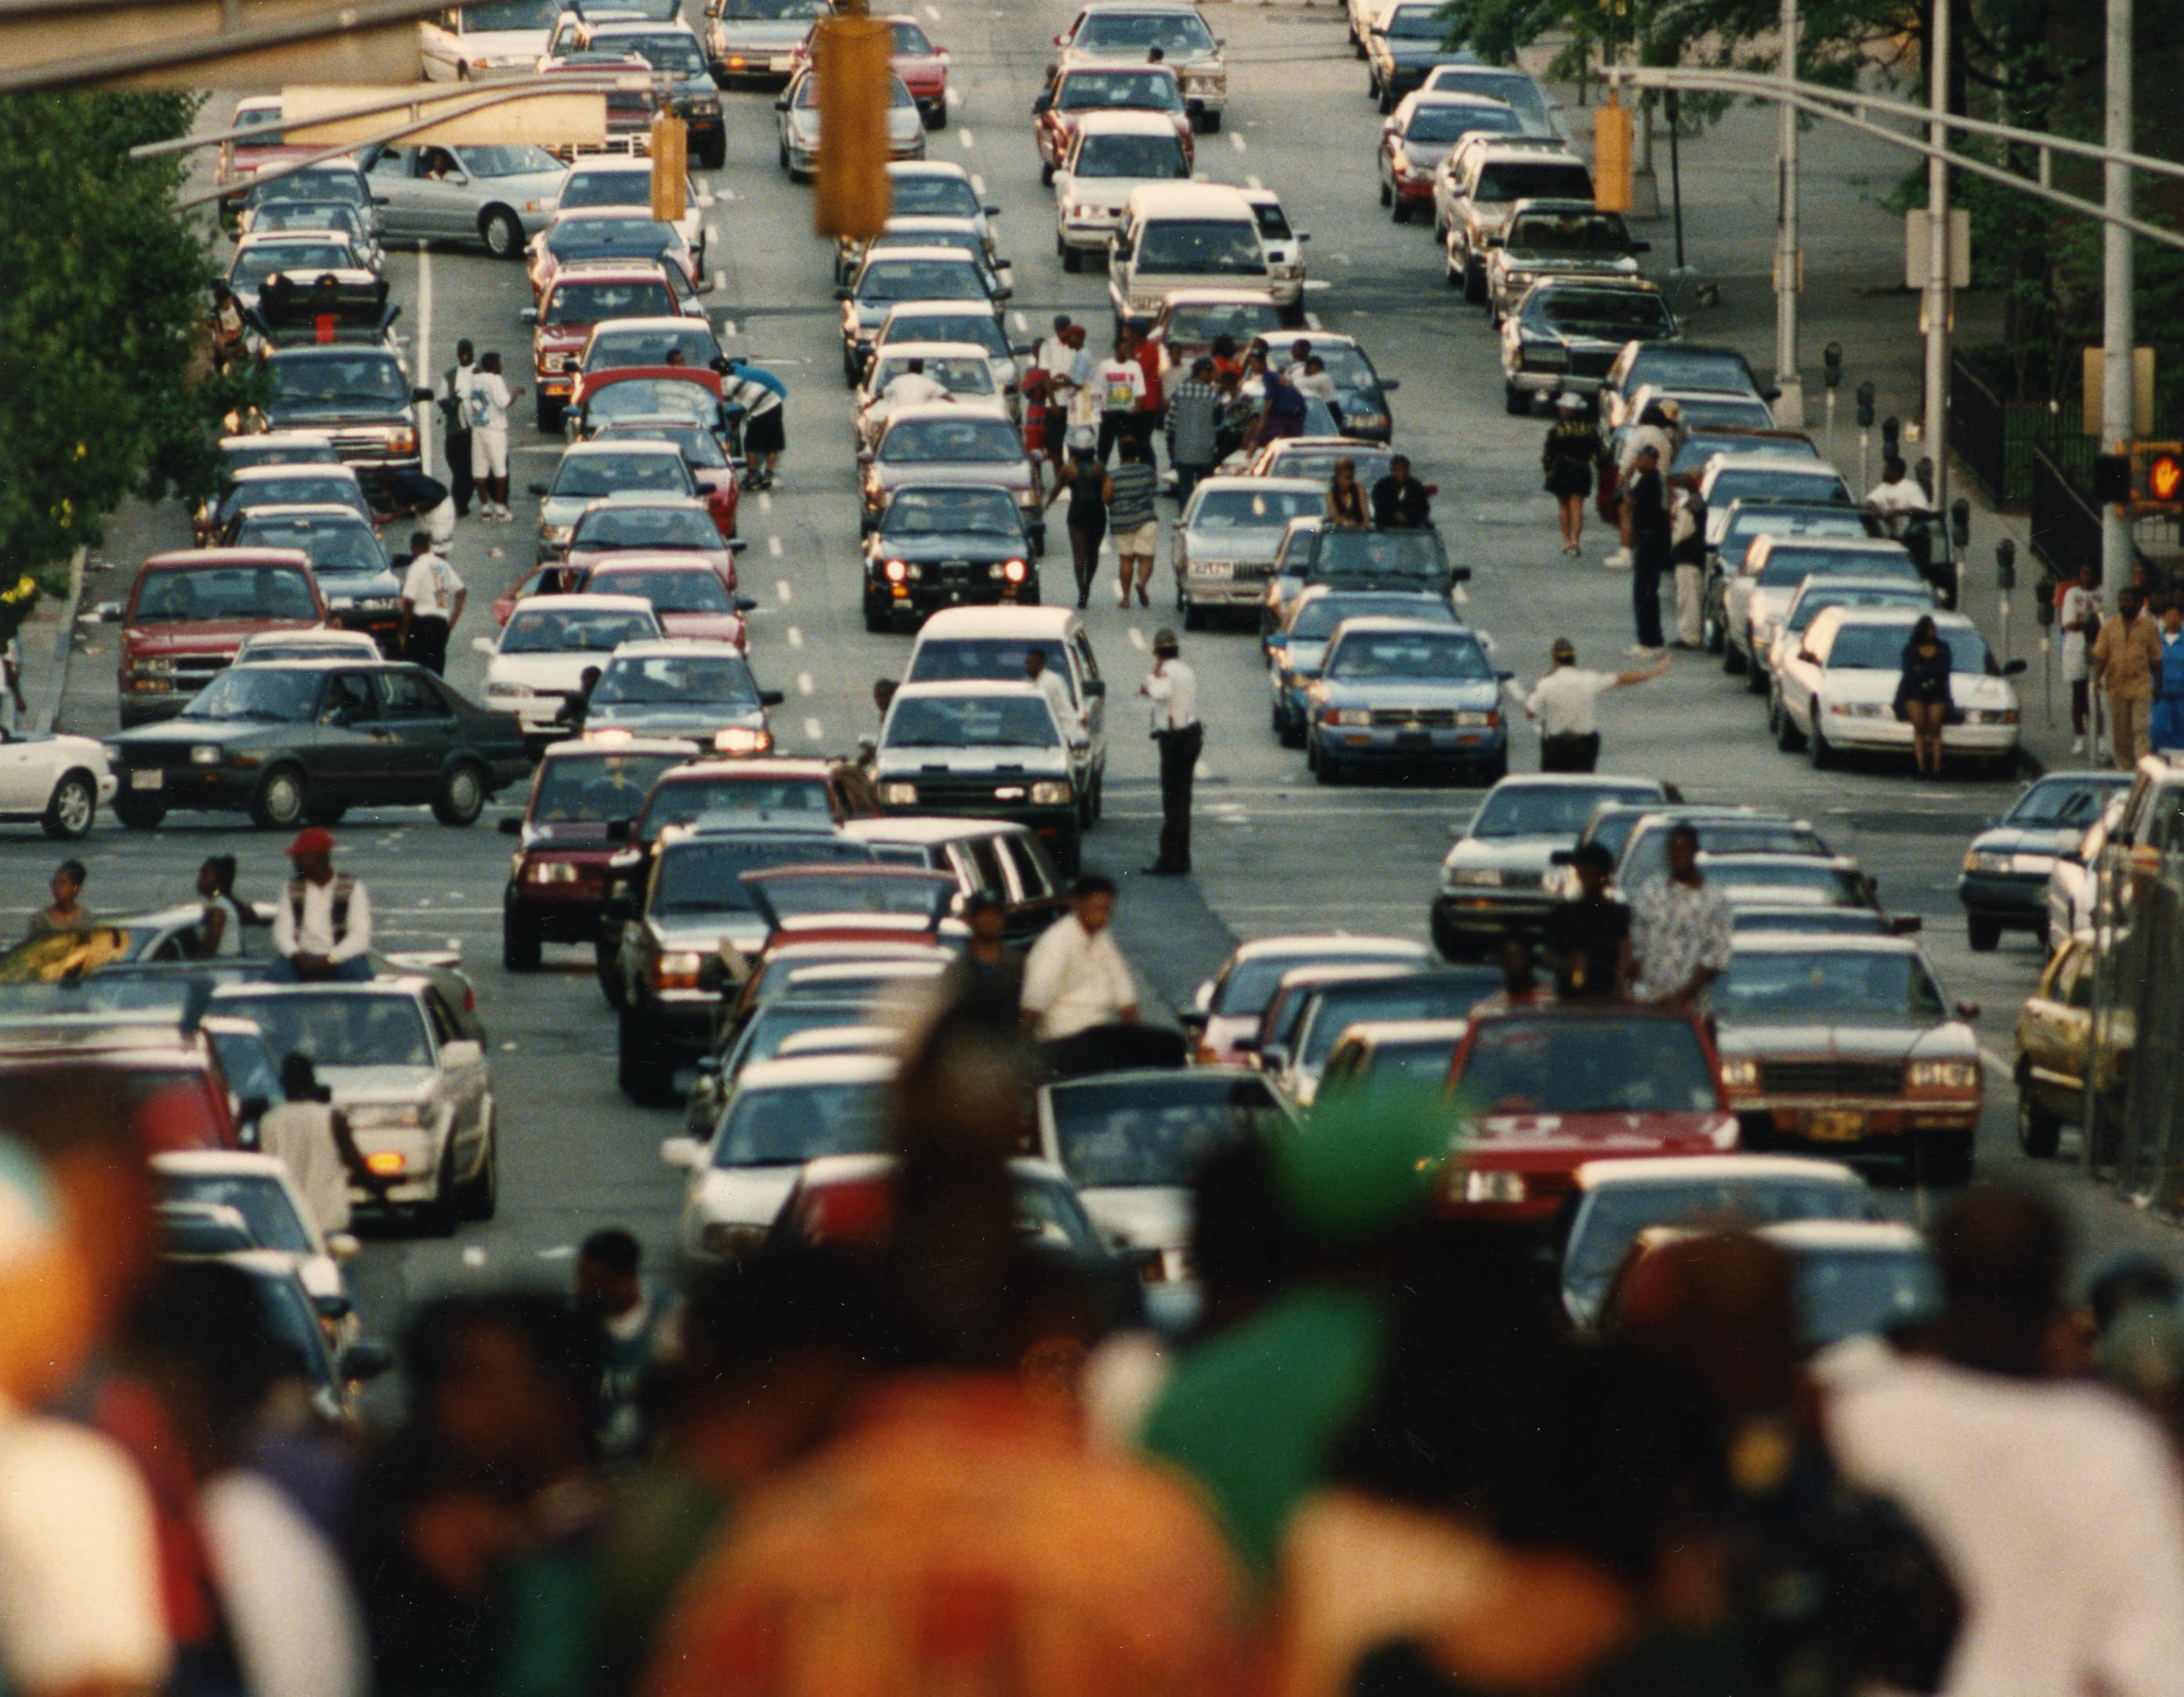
[1921,0,1951,521]
[2102,0,2135,590]
[1774,0,1801,426]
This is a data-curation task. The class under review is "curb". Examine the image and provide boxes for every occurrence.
[29,548,85,736]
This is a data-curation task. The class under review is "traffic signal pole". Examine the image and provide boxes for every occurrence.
[1921,0,1951,525]
[1774,0,1801,428]
[2102,0,2135,591]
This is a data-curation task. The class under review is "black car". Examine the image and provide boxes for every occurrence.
[107,660,530,832]
[222,506,406,654]
[260,346,436,506]
[1365,0,1471,110]
[1282,334,1399,444]
[1958,772,2132,951]
[863,483,1040,631]
[1502,277,1676,416]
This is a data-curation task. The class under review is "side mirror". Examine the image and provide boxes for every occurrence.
[1081,677,1105,698]
[1798,649,1819,665]
[439,1039,483,1069]
[660,1135,706,1171]
[855,450,875,465]
[729,537,750,552]
[1231,1035,1260,1055]
[759,689,785,707]
[696,273,717,295]
[411,386,436,403]
[856,733,877,757]
[471,636,497,656]
[519,306,538,324]
[1955,1000,1982,1022]
[1191,979,1213,1014]
[1259,1042,1290,1072]
[313,1292,353,1320]
[1032,92,1052,113]
[1449,566,1473,584]
[1296,230,1311,243]
[1889,914,1924,935]
[527,481,549,496]
[735,595,758,611]
[773,97,790,110]
[694,956,729,994]
[237,1094,271,1129]
[2001,657,2029,677]
[1495,668,1516,682]
[1380,376,1398,392]
[96,601,124,623]
[605,817,631,843]
[327,1231,360,1260]
[339,1341,394,1381]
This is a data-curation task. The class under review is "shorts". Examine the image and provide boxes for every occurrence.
[745,405,785,456]
[471,426,509,479]
[1115,521,1158,555]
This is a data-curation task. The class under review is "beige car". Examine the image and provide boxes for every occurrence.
[2013,936,2126,1159]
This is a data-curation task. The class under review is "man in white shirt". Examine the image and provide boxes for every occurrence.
[463,349,523,520]
[1140,627,1200,875]
[1024,647,1076,738]
[1094,335,1148,464]
[881,357,949,411]
[1036,313,1076,384]
[1021,876,1139,1042]
[2058,563,2102,755]
[1822,1186,2184,1697]
[397,529,466,676]
[1866,455,1930,534]
[1628,823,1731,1004]
[1520,637,1669,771]
[271,827,374,982]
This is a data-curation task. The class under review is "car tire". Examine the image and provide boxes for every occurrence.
[698,130,727,168]
[1313,738,1343,785]
[922,103,945,132]
[843,348,863,388]
[1463,255,1485,303]
[1351,27,1365,59]
[420,1148,461,1237]
[503,900,542,972]
[1377,85,1395,116]
[1967,914,2001,953]
[1809,722,1835,772]
[1183,602,1205,631]
[2016,1062,2062,1157]
[595,935,627,1009]
[1278,710,1304,750]
[1201,108,1222,134]
[1476,754,1508,785]
[863,593,888,633]
[479,207,522,259]
[537,394,563,432]
[114,793,165,830]
[1913,1132,1974,1188]
[1503,383,1529,416]
[1723,639,1747,675]
[41,770,96,841]
[1444,252,1462,288]
[1061,242,1082,273]
[1040,161,1055,187]
[1771,691,1806,752]
[432,760,487,827]
[1745,653,1769,696]
[249,765,308,831]
[1377,176,1391,208]
[619,1008,677,1105]
[458,1117,499,1221]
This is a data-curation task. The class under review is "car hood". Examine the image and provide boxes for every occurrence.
[262,398,407,427]
[873,461,1030,491]
[1076,1184,1191,1251]
[1443,838,1561,876]
[648,913,771,955]
[1277,637,1329,677]
[110,717,310,751]
[1517,322,1629,357]
[1968,824,2070,860]
[1712,1019,1976,1063]
[1500,252,1640,281]
[1062,173,1172,211]
[874,746,1067,777]
[1317,677,1499,710]
[126,619,320,653]
[1823,668,2017,710]
[1386,42,1468,67]
[315,1063,439,1105]
[1462,1110,1737,1164]
[873,531,1025,562]
[587,700,765,734]
[1393,138,1458,172]
[1183,524,1292,562]
[715,17,808,45]
[521,820,619,852]
[490,653,606,691]
[316,568,403,603]
[689,1164,799,1230]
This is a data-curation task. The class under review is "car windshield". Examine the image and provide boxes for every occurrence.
[588,569,733,613]
[453,143,559,175]
[1408,103,1506,142]
[1077,132,1190,178]
[883,487,1023,535]
[1791,1245,1940,1348]
[609,31,707,71]
[572,506,718,550]
[1824,625,1994,674]
[585,326,716,369]
[266,353,407,407]
[881,416,1023,464]
[870,354,996,398]
[459,0,555,27]
[1476,161,1593,202]
[584,380,717,429]
[1313,529,1446,581]
[179,668,321,722]
[891,175,981,218]
[223,474,363,514]
[1166,302,1281,348]
[552,454,692,499]
[1672,396,1775,429]
[1756,548,1914,589]
[861,258,987,301]
[1627,348,1757,394]
[1722,509,1873,567]
[653,838,868,916]
[1716,950,1945,1020]
[1457,1017,1718,1114]
[2004,777,2126,830]
[716,0,823,16]
[603,422,727,469]
[559,168,658,209]
[530,751,683,821]
[1710,468,1850,507]
[1567,1178,1872,1283]
[1050,1076,1274,1186]
[1300,975,1497,1070]
[544,280,676,325]
[907,638,1070,687]
[1191,487,1326,531]
[1531,288,1672,338]
[871,226,985,267]
[1508,211,1632,254]
[594,651,757,704]
[1383,4,1443,36]
[641,776,833,838]
[885,694,1059,749]
[1328,1038,1462,1098]
[1302,344,1379,391]
[731,1000,873,1069]
[713,1080,888,1166]
[501,606,656,653]
[882,313,1008,356]
[219,992,433,1069]
[1137,219,1266,276]
[1072,13,1213,54]
[1671,434,1817,479]
[248,204,363,237]
[253,169,367,207]
[1427,69,1549,125]
[1470,782,1658,838]
[232,244,353,288]
[1327,630,1492,681]
[220,443,341,477]
[161,1172,314,1254]
[1730,907,1887,935]
[891,19,932,49]
[1625,822,1829,886]
[548,218,676,262]
[1703,861,1868,905]
[233,517,383,577]
[135,566,317,624]
[750,871,953,923]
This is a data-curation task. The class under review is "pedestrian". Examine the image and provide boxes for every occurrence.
[576,1228,677,1459]
[1251,353,1307,450]
[256,1051,380,1237]
[1325,457,1369,529]
[1212,362,1253,461]
[1541,394,1605,555]
[559,664,602,731]
[722,356,787,490]
[271,827,373,982]
[1542,839,1630,997]
[24,858,86,936]
[398,528,465,676]
[1520,636,1667,772]
[1616,398,1680,477]
[1140,626,1201,875]
[440,338,475,519]
[1669,481,1708,649]
[1865,454,1930,534]
[1629,822,1731,1005]
[193,855,241,959]
[1036,312,1076,380]
[1370,454,1432,529]
[1893,613,1955,779]
[1020,370,1058,474]
[1021,874,1141,1040]
[1130,318,1167,461]
[872,677,898,723]
[462,349,521,520]
[1107,434,1159,609]
[935,891,1025,1032]
[1094,332,1148,465]
[2154,599,2184,753]
[1166,356,1221,507]
[1047,449,1111,610]
[1025,647,1076,736]
[2059,563,2103,756]
[1,633,25,733]
[1207,332,1242,386]
[2092,584,2161,768]
[1622,440,1671,653]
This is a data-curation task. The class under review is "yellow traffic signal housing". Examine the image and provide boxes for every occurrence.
[1594,96,1633,215]
[650,114,688,222]
[812,14,893,241]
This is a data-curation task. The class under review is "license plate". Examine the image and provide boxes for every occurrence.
[1195,561,1233,579]
[1806,1109,1867,1141]
[130,769,164,791]
[1395,730,1432,749]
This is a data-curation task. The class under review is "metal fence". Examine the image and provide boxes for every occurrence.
[1949,353,2089,510]
[2086,843,2184,1213]
[2030,442,2115,584]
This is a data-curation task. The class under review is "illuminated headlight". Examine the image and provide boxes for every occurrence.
[1184,71,1220,91]
[1828,700,1890,718]
[882,558,909,582]
[190,744,222,765]
[543,353,570,373]
[486,680,533,698]
[363,1150,407,1175]
[1907,1059,1980,1090]
[1322,707,1371,727]
[653,949,704,990]
[1718,1056,1759,1090]
[1962,707,2019,725]
[1962,850,2011,874]
[1461,1170,1527,1204]
[880,781,917,805]
[1448,868,1502,888]
[713,726,771,754]
[1029,780,1073,806]
[526,859,580,884]
[1001,558,1028,583]
[1453,710,1496,728]
[349,1104,424,1130]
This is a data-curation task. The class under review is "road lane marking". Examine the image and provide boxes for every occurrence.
[767,534,783,557]
[720,317,739,336]
[712,267,727,293]
[787,625,805,648]
[1127,627,1147,650]
[462,1247,487,1267]
[971,172,987,194]
[537,1245,576,1261]
[758,492,773,515]
[1305,311,1322,331]
[958,127,976,149]
[1977,1043,2013,1078]
[1228,131,1247,154]
[803,716,825,740]
[797,671,815,695]
[1245,172,1262,190]
[776,579,793,602]
[1010,309,1029,333]
[923,2,939,15]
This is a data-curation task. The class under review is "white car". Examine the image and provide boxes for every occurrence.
[1763,575,1936,682]
[1699,454,1855,548]
[0,726,116,840]
[152,1150,360,1332]
[233,627,386,666]
[472,592,663,746]
[1052,108,1192,270]
[421,0,559,81]
[1724,534,1923,679]
[661,1052,895,1261]
[1240,186,1309,315]
[854,340,1004,451]
[1772,606,2028,775]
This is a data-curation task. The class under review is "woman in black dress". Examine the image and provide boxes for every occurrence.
[1047,449,1111,610]
[1893,613,1954,777]
[1542,393,1607,556]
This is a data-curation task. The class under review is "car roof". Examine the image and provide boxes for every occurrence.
[891,678,1045,700]
[561,437,689,460]
[1407,89,1515,111]
[862,244,985,266]
[142,547,313,570]
[1506,196,1609,217]
[867,340,993,362]
[1575,1154,1862,1190]
[842,816,1023,845]
[1757,1219,1926,1254]
[1751,534,1909,556]
[917,606,1079,638]
[505,592,657,616]
[1729,933,1918,957]
[888,159,973,179]
[1191,475,1325,501]
[1524,273,1660,295]
[1787,574,1931,599]
[1705,453,1845,475]
[227,461,362,484]
[729,1053,899,1091]
[1155,285,1279,309]
[229,504,374,526]
[541,734,700,758]
[1272,961,1416,991]
[1486,773,1667,793]
[584,554,725,575]
[212,977,426,1000]
[1326,615,1477,639]
[658,757,840,780]
[599,637,748,660]
[577,494,711,515]
[1330,1018,1470,1046]
[884,400,1014,426]
[1231,933,1429,962]
[151,1150,291,1179]
[1071,108,1188,136]
[1124,183,1257,218]
[587,316,708,335]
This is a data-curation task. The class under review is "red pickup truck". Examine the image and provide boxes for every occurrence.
[115,548,329,727]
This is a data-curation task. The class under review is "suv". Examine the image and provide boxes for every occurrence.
[1441,136,1594,303]
[110,548,329,725]
[870,682,1090,874]
[1263,518,1468,634]
[259,343,436,505]
[905,606,1108,811]
[553,19,725,166]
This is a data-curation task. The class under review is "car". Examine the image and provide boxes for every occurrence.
[169,1247,389,1424]
[849,217,1006,290]
[2012,935,2120,1160]
[1264,519,1466,635]
[859,405,1044,548]
[1773,606,2027,775]
[109,548,331,727]
[526,263,703,429]
[1499,276,1674,414]
[533,50,667,159]
[0,1015,254,1152]
[553,154,711,264]
[1052,109,1193,269]
[1182,935,1429,1066]
[776,65,924,183]
[1269,965,1502,1107]
[1666,426,1819,485]
[704,0,826,84]
[258,345,435,503]
[1145,288,1284,372]
[1107,181,1269,324]
[1600,340,1773,429]
[1759,574,1936,689]
[860,161,1004,270]
[527,212,700,301]
[838,248,1008,385]
[1382,91,1517,225]
[570,367,734,451]
[1243,959,1424,1073]
[421,0,561,79]
[855,342,1007,452]
[574,314,725,387]
[872,301,1025,407]
[1729,905,1893,938]
[1244,437,1398,487]
[1361,0,1471,109]
[1416,61,1557,136]
[222,505,405,655]
[1958,773,2132,952]
[870,681,1089,873]
[1050,2,1225,131]
[108,658,528,832]
[360,141,570,257]
[1443,137,1594,302]
[590,418,743,540]
[580,639,783,751]
[152,1149,359,1321]
[237,160,383,242]
[565,494,743,587]
[818,14,951,128]
[1303,617,1509,787]
[843,815,1069,940]
[580,556,755,648]
[0,725,116,841]
[1035,60,1195,192]
[1617,382,1775,439]
[1711,935,1982,1180]
[1267,587,1465,747]
[207,465,378,538]
[1697,454,1855,547]
[500,735,701,972]
[1711,497,1880,577]
[1483,200,1650,321]
[1723,535,1924,682]
[1753,1221,1940,1348]
[233,627,385,666]
[1441,1002,1738,1224]
[1273,333,1398,443]
[1558,1155,1875,1329]
[1173,476,1326,627]
[1700,853,1891,917]
[472,592,664,748]
[1610,807,1841,894]
[725,949,950,1039]
[217,94,313,188]
[530,441,703,562]
[903,605,1108,805]
[2046,788,2126,950]
[225,230,375,317]
[1241,189,1312,320]
[1314,1018,1473,1109]
[690,995,881,1124]
[1430,774,1673,960]
[862,483,1040,630]
[560,21,725,167]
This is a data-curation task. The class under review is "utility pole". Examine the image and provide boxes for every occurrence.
[1774,0,1801,426]
[1922,0,1951,520]
[2102,0,2135,589]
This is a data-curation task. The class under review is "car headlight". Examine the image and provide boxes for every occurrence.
[880,781,917,805]
[699,1221,768,1259]
[190,744,222,765]
[1351,412,1389,431]
[1963,708,2019,725]
[541,523,573,547]
[1718,1056,1759,1090]
[1907,1059,1980,1090]
[713,726,770,754]
[1068,202,1096,220]
[128,656,172,674]
[390,428,418,456]
[883,558,909,581]
[653,950,705,990]
[1448,868,1502,888]
[1029,780,1073,806]
[526,859,579,884]
[1323,707,1371,727]
[1460,1170,1526,1204]
[1000,559,1028,583]
[349,1104,424,1130]
[486,680,532,698]
[1962,850,2012,874]
[1828,700,1890,717]
[1453,710,1496,728]
[688,95,721,115]
[542,353,569,373]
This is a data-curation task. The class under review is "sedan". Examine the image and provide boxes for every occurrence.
[777,66,924,183]
[1499,277,1676,414]
[1277,332,1399,443]
[1774,606,2027,775]
[0,725,116,839]
[1759,574,1936,693]
[582,556,754,648]
[1147,288,1283,371]
[529,441,701,562]
[862,483,1040,630]
[527,212,698,301]
[1697,454,1854,548]
[566,496,741,587]
[359,142,570,258]
[473,593,664,747]
[859,405,1045,548]
[1484,199,1650,322]
[2012,935,2119,1160]
[1380,92,1516,225]
[1053,110,1192,269]
[873,302,1024,407]
[1182,933,1430,1065]
[1174,476,1325,626]
[1304,617,1508,787]
[855,342,1006,452]
[1726,535,1920,679]
[1034,61,1195,186]
[1362,0,1468,110]
[1266,585,1462,744]
[226,233,374,315]
[838,248,1009,385]
[580,639,781,753]
[590,418,741,540]
[1052,3,1226,130]
[870,161,1004,267]
[153,1149,360,1318]
[1958,772,2131,951]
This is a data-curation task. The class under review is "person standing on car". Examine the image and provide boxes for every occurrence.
[1166,356,1222,507]
[1326,458,1369,529]
[399,530,465,677]
[1371,455,1432,530]
[440,338,475,519]
[1542,393,1606,556]
[1622,441,1670,653]
[1141,627,1201,876]
[1520,637,1667,772]
[192,856,242,960]
[1629,823,1731,1006]
[936,892,1025,1033]
[462,350,521,521]
[272,827,374,983]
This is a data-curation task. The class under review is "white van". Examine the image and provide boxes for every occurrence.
[1108,182,1269,324]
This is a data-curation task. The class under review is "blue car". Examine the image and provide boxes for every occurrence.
[1265,586,1463,748]
[1304,616,1508,785]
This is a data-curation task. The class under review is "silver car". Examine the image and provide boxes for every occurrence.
[362,142,570,259]
[1172,476,1326,621]
[776,66,925,183]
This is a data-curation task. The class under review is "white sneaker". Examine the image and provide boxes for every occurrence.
[1604,547,1632,571]
[2072,735,2085,755]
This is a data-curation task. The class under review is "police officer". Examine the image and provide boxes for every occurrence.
[1140,628,1200,876]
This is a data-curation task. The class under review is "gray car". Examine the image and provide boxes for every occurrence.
[777,65,925,184]
[580,640,784,754]
[1302,616,1508,787]
[1484,198,1649,322]
[705,0,827,84]
[361,143,570,259]
[1172,476,1325,624]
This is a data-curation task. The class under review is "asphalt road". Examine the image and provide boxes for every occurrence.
[11,5,2182,1340]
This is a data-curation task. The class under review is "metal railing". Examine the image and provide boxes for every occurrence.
[1951,356,2010,507]
[2030,442,2119,584]
[2086,844,2184,1214]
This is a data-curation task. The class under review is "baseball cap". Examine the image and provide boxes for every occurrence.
[1551,637,1577,664]
[286,826,337,858]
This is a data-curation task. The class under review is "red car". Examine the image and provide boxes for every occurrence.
[583,555,754,649]
[1440,1003,1740,1225]
[791,14,952,129]
[526,263,701,432]
[116,548,330,728]
[1033,61,1194,183]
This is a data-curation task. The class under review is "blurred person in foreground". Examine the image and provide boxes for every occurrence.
[933,889,1025,1033]
[1817,1185,2184,1696]
[573,1228,678,1459]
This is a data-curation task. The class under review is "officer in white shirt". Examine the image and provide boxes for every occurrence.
[270,827,374,982]
[397,530,467,676]
[1140,627,1200,874]
[1520,637,1669,771]
[1020,875,1138,1041]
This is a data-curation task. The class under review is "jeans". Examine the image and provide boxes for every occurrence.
[1173,461,1211,508]
[1155,724,1203,871]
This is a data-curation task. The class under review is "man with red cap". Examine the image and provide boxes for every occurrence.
[270,827,374,982]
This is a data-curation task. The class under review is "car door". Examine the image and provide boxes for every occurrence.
[1068,628,1106,758]
[313,670,396,801]
[0,732,52,815]
[1782,624,1824,734]
[365,147,429,240]
[374,668,459,796]
[995,830,1068,939]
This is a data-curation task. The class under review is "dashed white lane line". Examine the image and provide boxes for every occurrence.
[803,716,825,741]
[957,127,976,150]
[797,671,815,695]
[719,316,739,337]
[1245,172,1262,190]
[1305,310,1323,331]
[1977,1043,2013,1078]
[767,534,783,557]
[711,267,726,293]
[1228,131,1247,154]
[1010,309,1029,333]
[1127,627,1147,650]
[971,172,987,195]
[461,1247,487,1267]
[758,491,773,515]
[786,625,805,648]
[922,2,938,16]
[775,579,793,603]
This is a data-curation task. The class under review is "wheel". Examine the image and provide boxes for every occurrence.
[922,103,944,132]
[114,792,165,830]
[248,765,307,831]
[697,130,727,168]
[1809,722,1835,772]
[1913,1132,1975,1188]
[1723,637,1747,675]
[1504,383,1529,417]
[1312,738,1343,786]
[420,1149,460,1237]
[1474,754,1508,785]
[863,593,888,633]
[1377,176,1391,208]
[1200,108,1221,133]
[432,760,487,827]
[1445,251,1462,288]
[1967,914,2001,953]
[41,771,95,841]
[596,935,627,1009]
[1463,255,1485,303]
[1430,910,1465,961]
[843,348,863,388]
[1745,652,1769,695]
[1351,27,1365,58]
[778,136,790,170]
[1771,691,1805,752]
[458,1119,498,1221]
[1278,709,1304,750]
[479,206,522,259]
[503,901,542,972]
[537,393,562,432]
[1061,242,1082,273]
[2016,1067,2061,1158]
[619,1007,677,1105]
[1377,84,1395,115]
[1183,602,1205,631]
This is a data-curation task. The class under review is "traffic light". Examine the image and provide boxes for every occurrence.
[812,14,893,241]
[1881,415,1900,458]
[650,115,688,223]
[1593,96,1633,215]
[2142,445,2184,509]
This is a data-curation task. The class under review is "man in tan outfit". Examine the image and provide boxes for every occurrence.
[2092,584,2162,768]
